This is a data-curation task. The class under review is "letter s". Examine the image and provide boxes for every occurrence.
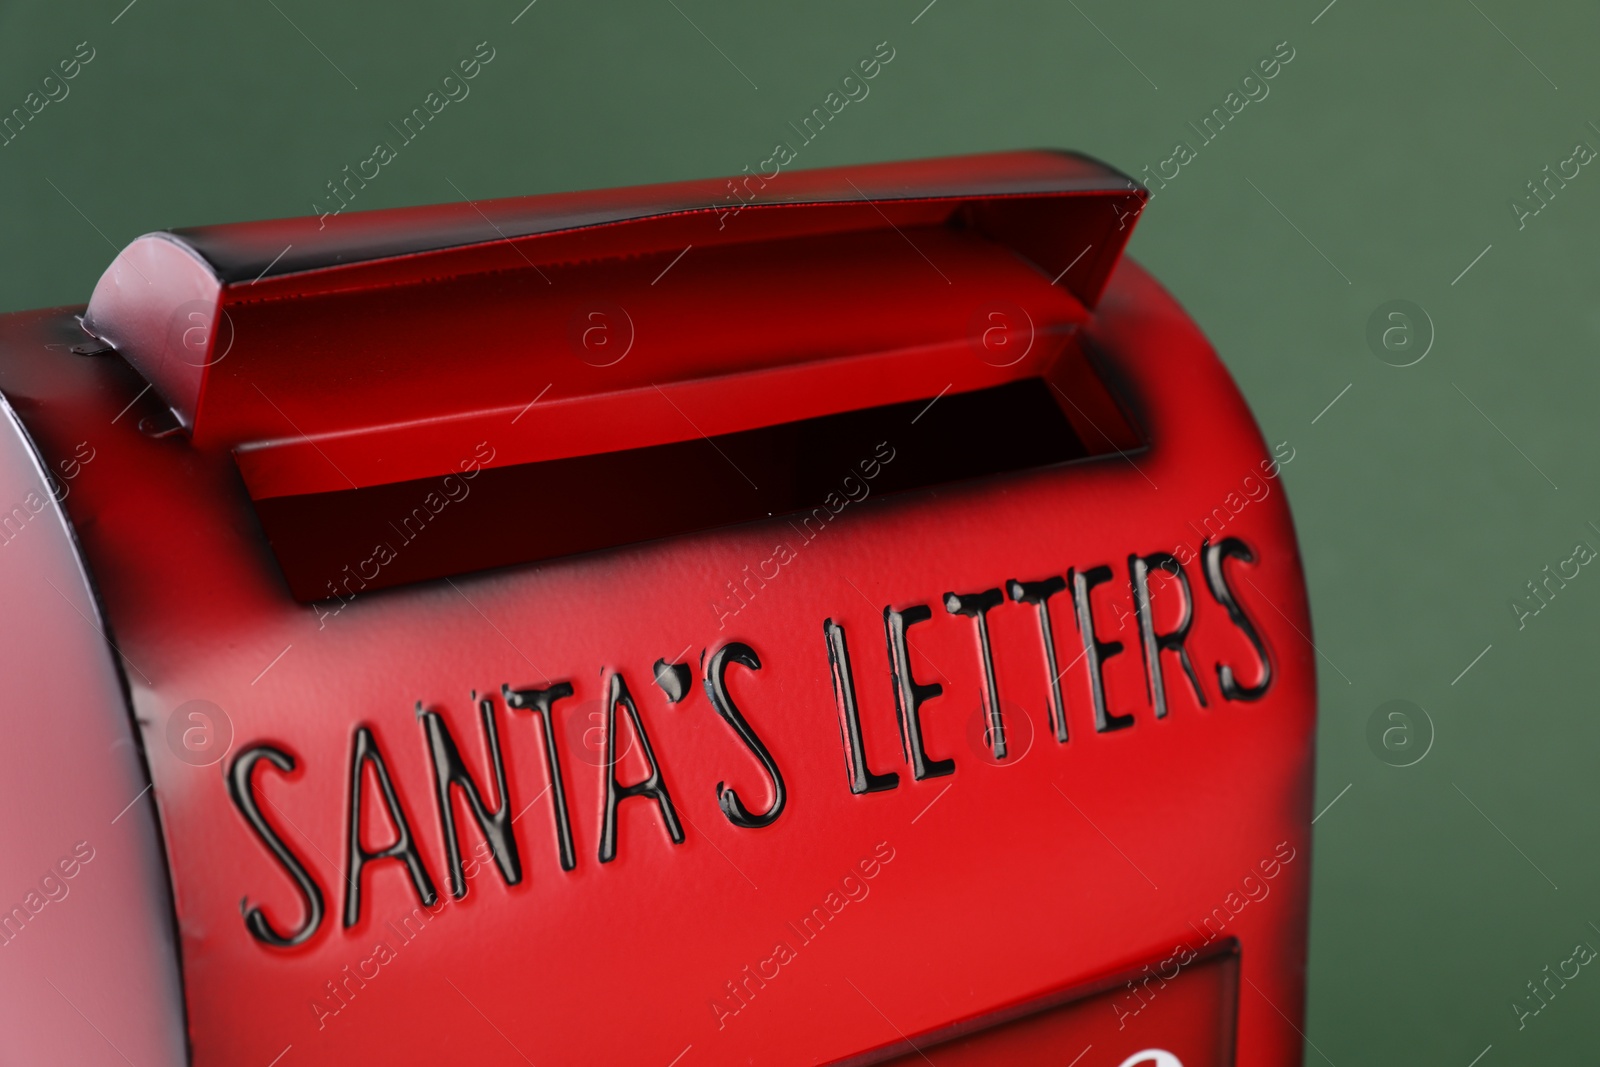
[228,746,327,947]
[703,643,787,829]
[1202,538,1272,701]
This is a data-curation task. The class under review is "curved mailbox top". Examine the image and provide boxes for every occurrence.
[79,150,1143,475]
[165,148,1138,288]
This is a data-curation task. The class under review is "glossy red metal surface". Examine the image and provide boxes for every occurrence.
[0,368,186,1066]
[0,150,1315,1066]
[854,942,1240,1066]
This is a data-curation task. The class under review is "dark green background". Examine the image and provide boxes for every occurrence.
[4,0,1597,1060]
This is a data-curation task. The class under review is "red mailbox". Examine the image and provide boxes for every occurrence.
[0,150,1315,1066]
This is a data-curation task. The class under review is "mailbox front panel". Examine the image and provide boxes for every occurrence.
[0,152,1315,1067]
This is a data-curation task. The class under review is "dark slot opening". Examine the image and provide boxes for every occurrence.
[256,378,1092,601]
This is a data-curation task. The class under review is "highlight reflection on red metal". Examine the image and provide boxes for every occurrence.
[0,150,1314,1066]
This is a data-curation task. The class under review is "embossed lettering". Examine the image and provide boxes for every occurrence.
[1072,565,1133,731]
[824,618,899,794]
[419,695,521,898]
[503,681,579,872]
[944,588,1007,759]
[598,672,685,863]
[1128,552,1208,717]
[1007,575,1070,743]
[228,745,326,947]
[704,642,787,828]
[884,604,954,779]
[1203,538,1273,700]
[344,726,437,927]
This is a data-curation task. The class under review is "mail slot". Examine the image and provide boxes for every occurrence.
[0,150,1316,1066]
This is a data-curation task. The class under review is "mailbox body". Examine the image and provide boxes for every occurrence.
[0,151,1315,1066]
